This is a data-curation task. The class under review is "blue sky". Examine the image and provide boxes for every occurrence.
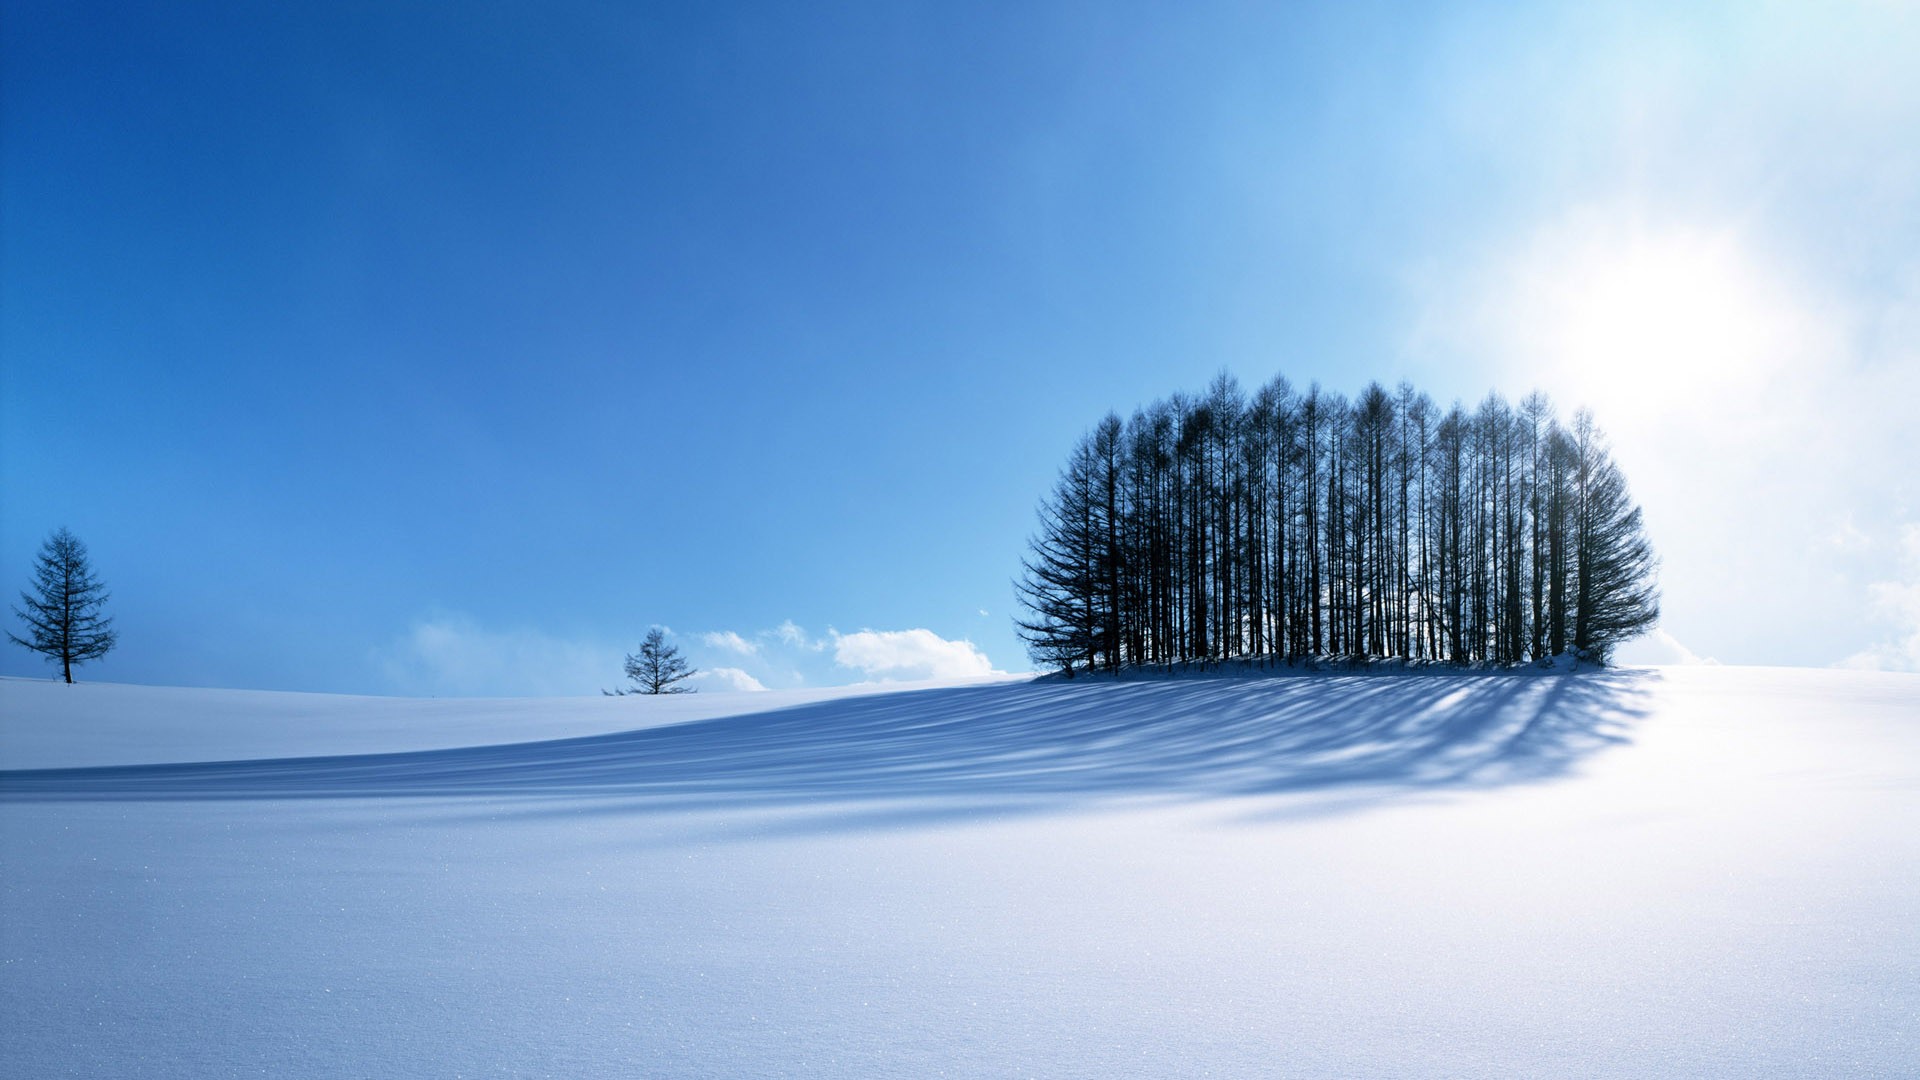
[5,1,1917,694]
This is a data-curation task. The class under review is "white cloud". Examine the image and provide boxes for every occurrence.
[1838,524,1920,673]
[700,630,758,657]
[684,620,998,690]
[380,615,623,697]
[693,666,769,693]
[831,628,995,682]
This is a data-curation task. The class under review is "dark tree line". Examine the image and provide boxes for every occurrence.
[1016,374,1658,675]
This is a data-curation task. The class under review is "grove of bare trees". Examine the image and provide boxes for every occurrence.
[1017,374,1658,675]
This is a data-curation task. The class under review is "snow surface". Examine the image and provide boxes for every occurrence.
[0,674,1023,768]
[2,665,1917,1077]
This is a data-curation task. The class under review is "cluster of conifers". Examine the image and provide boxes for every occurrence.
[1016,374,1659,674]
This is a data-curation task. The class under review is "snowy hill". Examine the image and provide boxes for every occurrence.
[3,666,1916,1077]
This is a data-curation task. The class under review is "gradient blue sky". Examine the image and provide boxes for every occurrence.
[5,1,1917,694]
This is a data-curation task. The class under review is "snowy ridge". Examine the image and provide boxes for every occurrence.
[4,666,1918,1077]
[1,670,1642,811]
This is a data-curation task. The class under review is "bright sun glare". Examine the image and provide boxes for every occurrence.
[1520,227,1803,432]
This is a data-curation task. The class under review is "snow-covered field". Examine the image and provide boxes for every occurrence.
[2,665,1916,1077]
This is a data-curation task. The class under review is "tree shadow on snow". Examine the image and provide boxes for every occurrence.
[0,670,1653,832]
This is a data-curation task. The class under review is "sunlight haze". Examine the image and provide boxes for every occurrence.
[3,0,1915,690]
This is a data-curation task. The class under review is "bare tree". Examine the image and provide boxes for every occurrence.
[1015,374,1661,671]
[1567,410,1661,664]
[10,528,117,683]
[607,627,697,695]
[1015,432,1104,675]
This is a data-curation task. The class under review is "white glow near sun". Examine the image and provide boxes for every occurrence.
[1497,222,1810,434]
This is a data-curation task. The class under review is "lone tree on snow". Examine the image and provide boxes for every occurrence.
[608,627,698,695]
[9,527,118,683]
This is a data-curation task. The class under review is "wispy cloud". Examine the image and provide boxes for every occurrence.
[1838,524,1920,673]
[700,630,759,657]
[693,666,769,693]
[379,615,623,697]
[772,620,825,650]
[1616,628,1716,667]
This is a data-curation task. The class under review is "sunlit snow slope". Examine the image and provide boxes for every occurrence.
[2,666,1916,1077]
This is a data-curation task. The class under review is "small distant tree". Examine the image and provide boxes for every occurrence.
[10,527,118,683]
[607,627,697,695]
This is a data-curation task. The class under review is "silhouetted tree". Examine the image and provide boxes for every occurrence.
[9,528,117,683]
[608,627,697,694]
[1015,433,1104,675]
[1566,410,1661,664]
[1016,375,1660,671]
